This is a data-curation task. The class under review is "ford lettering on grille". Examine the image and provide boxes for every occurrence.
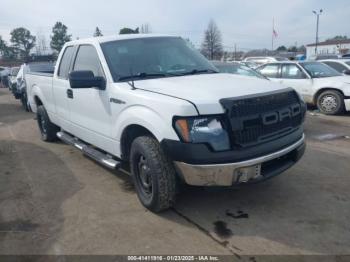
[220,88,305,147]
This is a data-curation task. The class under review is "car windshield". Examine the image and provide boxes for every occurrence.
[300,62,342,78]
[214,63,266,79]
[101,37,218,81]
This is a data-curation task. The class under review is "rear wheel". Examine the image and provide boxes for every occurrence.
[37,105,59,142]
[130,136,177,212]
[21,90,30,112]
[317,90,344,115]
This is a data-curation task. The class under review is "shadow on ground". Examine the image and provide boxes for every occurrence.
[0,140,82,254]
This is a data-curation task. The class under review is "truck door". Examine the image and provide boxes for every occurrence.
[67,44,113,152]
[52,45,75,132]
[279,64,313,102]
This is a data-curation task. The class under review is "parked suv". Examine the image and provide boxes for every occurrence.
[26,35,306,212]
[257,61,350,115]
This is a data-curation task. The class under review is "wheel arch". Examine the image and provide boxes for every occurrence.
[313,87,345,104]
[120,124,157,161]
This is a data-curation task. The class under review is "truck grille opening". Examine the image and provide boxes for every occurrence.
[220,89,304,147]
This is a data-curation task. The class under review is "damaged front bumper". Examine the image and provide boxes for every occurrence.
[174,134,305,186]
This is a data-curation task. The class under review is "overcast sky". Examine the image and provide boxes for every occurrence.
[0,0,349,51]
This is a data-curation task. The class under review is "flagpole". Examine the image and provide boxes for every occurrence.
[272,18,274,51]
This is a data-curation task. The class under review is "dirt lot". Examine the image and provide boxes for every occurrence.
[0,87,350,256]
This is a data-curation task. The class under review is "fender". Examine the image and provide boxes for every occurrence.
[112,105,180,156]
[30,84,46,113]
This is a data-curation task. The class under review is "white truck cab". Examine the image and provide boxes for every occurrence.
[26,35,306,212]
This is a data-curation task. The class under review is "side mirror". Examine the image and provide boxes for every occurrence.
[69,70,106,90]
[343,69,350,75]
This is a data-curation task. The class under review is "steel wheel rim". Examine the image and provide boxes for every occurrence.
[136,154,153,197]
[320,95,338,112]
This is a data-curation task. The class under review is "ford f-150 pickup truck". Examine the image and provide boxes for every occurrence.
[26,35,306,212]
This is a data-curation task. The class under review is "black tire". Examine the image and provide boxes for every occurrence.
[317,90,345,115]
[130,136,177,212]
[37,105,59,142]
[21,90,30,112]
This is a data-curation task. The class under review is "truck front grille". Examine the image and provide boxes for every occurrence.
[220,88,304,147]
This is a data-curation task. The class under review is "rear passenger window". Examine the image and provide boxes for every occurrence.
[258,64,279,78]
[73,45,104,77]
[58,46,74,79]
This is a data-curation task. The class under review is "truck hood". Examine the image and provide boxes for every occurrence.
[134,73,286,114]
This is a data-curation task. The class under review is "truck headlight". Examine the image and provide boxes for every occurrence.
[174,116,230,151]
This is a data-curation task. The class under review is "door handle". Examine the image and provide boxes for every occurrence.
[67,89,73,99]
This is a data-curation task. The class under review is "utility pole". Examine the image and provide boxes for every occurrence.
[234,43,237,61]
[313,9,323,55]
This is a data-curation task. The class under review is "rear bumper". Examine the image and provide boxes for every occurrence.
[173,134,305,186]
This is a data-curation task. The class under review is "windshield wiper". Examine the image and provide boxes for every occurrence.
[118,72,167,81]
[181,69,218,75]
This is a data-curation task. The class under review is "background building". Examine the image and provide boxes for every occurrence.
[306,39,350,59]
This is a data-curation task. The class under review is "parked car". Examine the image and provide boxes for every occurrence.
[0,67,10,88]
[320,59,350,75]
[8,67,20,91]
[212,61,267,79]
[13,62,55,111]
[240,61,260,69]
[342,54,350,58]
[256,61,350,115]
[243,56,289,67]
[26,35,306,212]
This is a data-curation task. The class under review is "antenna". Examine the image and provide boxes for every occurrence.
[128,67,136,90]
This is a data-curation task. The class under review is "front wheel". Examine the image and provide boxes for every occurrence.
[37,105,59,142]
[130,136,178,212]
[317,90,345,115]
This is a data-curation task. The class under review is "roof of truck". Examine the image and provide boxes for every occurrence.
[66,34,177,45]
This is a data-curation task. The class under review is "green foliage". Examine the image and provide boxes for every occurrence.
[288,46,298,52]
[119,27,139,34]
[276,45,287,51]
[327,35,348,41]
[93,27,103,37]
[10,27,36,59]
[50,22,72,53]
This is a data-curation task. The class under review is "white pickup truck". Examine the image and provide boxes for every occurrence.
[26,35,306,212]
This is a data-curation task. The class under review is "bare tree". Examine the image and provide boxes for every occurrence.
[201,20,223,60]
[140,23,151,34]
[35,31,48,55]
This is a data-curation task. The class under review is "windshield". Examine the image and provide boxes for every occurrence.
[300,62,342,78]
[214,63,266,79]
[101,37,218,81]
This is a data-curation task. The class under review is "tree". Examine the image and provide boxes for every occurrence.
[93,27,103,37]
[10,27,36,59]
[50,22,72,53]
[288,46,298,52]
[327,35,348,41]
[276,45,287,51]
[200,20,223,60]
[140,24,151,34]
[119,27,139,34]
